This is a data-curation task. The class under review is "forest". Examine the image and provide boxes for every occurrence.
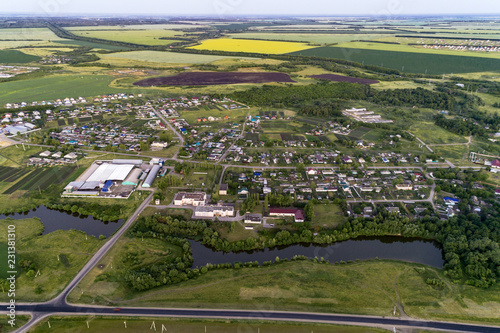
[229,83,456,116]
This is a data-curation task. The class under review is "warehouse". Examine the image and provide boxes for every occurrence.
[86,163,135,182]
[122,168,142,186]
[63,159,143,198]
[142,165,161,188]
[113,159,143,165]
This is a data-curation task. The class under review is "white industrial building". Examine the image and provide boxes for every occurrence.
[86,163,135,182]
[195,204,234,218]
[174,192,206,206]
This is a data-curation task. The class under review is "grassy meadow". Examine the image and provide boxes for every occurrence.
[68,258,500,324]
[0,218,103,302]
[29,316,385,333]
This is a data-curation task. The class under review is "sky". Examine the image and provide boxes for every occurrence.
[1,0,500,17]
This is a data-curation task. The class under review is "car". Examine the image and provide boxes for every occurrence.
[114,308,121,312]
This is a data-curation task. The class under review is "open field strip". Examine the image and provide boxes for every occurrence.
[67,24,209,30]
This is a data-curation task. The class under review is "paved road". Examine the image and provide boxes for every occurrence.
[61,193,153,303]
[13,304,500,333]
[218,119,247,163]
[11,192,154,332]
[151,107,185,145]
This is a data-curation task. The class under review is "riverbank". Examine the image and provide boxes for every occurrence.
[69,256,500,325]
[0,218,104,302]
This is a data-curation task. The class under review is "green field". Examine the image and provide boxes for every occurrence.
[332,41,500,59]
[29,316,383,333]
[67,24,207,31]
[0,27,64,49]
[0,315,30,332]
[0,49,40,64]
[69,259,500,324]
[2,166,76,195]
[312,204,347,228]
[0,218,104,301]
[53,39,127,50]
[409,122,468,145]
[0,74,153,105]
[102,50,251,64]
[229,33,392,44]
[70,29,180,46]
[290,46,500,74]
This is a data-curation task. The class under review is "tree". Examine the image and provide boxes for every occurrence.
[159,131,172,142]
[140,141,149,152]
[297,163,305,172]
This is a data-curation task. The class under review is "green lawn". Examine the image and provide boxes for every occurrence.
[0,218,103,302]
[312,204,347,228]
[69,259,500,324]
[29,316,384,333]
[0,315,30,332]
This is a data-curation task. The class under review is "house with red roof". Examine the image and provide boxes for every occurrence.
[492,159,500,169]
[269,208,305,222]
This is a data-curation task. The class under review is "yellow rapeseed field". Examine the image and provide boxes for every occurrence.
[189,38,314,54]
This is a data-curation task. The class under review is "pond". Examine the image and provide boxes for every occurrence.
[0,206,124,238]
[191,236,444,268]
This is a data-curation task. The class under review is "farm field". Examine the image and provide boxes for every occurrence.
[53,39,127,50]
[68,259,500,324]
[290,46,500,74]
[2,165,76,195]
[0,49,40,63]
[29,316,382,333]
[67,24,208,31]
[0,217,104,301]
[189,38,315,54]
[133,72,295,86]
[0,74,152,105]
[0,27,64,48]
[331,41,500,59]
[70,29,181,46]
[101,50,251,64]
[229,33,392,44]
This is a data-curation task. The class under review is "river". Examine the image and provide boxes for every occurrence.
[0,205,124,237]
[0,207,444,268]
[190,236,444,268]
